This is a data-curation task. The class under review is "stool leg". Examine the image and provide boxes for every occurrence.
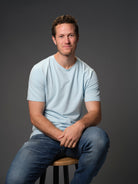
[63,166,69,184]
[75,164,78,169]
[53,166,59,184]
[39,169,47,184]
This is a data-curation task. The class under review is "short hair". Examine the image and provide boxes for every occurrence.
[51,15,79,37]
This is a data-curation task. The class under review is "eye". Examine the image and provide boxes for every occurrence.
[69,34,75,37]
[59,35,64,38]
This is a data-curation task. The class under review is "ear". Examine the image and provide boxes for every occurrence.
[77,34,79,42]
[52,36,57,45]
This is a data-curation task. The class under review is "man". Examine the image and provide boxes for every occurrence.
[6,15,109,184]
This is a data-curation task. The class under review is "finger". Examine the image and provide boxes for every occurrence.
[63,137,72,148]
[67,140,74,148]
[58,135,64,140]
[66,137,76,148]
[58,133,65,140]
[60,137,67,146]
[71,142,77,148]
[64,138,71,148]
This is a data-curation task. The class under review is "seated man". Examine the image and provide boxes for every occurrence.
[5,15,109,184]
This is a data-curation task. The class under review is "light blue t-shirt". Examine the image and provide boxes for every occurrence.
[27,55,100,136]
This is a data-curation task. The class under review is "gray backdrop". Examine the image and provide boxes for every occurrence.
[1,0,137,184]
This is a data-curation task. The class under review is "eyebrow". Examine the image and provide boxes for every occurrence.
[58,33,75,36]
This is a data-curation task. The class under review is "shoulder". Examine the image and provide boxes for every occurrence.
[29,55,54,82]
[76,57,96,77]
[31,55,52,73]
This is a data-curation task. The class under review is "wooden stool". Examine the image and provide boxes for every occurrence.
[39,157,78,184]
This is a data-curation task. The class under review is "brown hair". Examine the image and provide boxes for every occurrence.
[51,15,79,37]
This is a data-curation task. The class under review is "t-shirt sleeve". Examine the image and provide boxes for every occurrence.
[27,65,45,102]
[84,70,100,102]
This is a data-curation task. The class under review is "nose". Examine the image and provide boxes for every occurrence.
[65,36,70,43]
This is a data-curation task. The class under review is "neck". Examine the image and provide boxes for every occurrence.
[54,52,76,69]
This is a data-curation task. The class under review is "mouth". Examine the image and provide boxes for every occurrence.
[63,45,71,48]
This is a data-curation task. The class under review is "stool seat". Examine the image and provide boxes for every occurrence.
[51,157,78,166]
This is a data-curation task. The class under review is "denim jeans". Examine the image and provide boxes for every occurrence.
[5,127,109,184]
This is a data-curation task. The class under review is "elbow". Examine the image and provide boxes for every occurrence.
[29,115,35,126]
[29,113,41,126]
[96,116,101,125]
[94,118,101,126]
[95,111,102,125]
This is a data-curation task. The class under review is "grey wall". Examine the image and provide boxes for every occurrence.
[1,0,137,184]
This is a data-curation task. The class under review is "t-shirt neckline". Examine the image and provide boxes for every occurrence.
[52,55,78,72]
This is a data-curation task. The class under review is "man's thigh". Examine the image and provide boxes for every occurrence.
[66,126,109,158]
[6,134,61,184]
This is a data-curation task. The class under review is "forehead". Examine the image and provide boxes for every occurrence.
[55,23,75,35]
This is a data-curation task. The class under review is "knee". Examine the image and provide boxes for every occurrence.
[82,127,110,152]
[93,127,110,151]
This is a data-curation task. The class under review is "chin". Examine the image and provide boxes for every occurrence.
[60,51,73,57]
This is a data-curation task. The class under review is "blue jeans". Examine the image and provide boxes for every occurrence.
[5,127,109,184]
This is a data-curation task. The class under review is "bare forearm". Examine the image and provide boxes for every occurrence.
[30,114,62,141]
[76,110,101,130]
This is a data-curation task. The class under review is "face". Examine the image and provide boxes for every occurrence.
[52,23,79,57]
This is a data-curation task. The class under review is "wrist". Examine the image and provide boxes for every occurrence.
[76,120,86,131]
[51,129,63,141]
[56,130,63,141]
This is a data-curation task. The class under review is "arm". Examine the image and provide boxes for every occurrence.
[59,101,101,148]
[28,100,63,141]
[77,101,101,128]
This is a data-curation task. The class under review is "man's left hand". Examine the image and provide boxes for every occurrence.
[58,122,85,148]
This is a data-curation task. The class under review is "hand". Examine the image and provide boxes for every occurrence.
[58,122,85,148]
